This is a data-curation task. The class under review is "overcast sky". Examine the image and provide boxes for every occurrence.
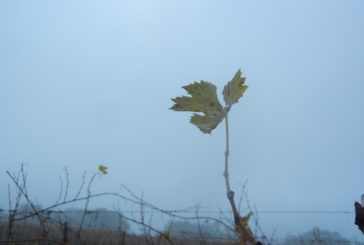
[1,0,364,241]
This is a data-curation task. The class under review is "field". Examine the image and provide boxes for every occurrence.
[0,219,239,245]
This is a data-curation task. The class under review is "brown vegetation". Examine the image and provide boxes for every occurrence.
[1,166,257,245]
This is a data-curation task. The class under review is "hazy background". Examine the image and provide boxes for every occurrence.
[1,0,363,241]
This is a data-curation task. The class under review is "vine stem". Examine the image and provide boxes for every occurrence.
[223,109,257,245]
[223,111,239,220]
[224,111,231,195]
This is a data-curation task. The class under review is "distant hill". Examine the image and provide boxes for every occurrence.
[282,227,352,245]
[55,208,129,230]
[2,204,129,231]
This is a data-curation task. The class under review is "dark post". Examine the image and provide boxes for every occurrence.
[63,221,69,243]
[120,231,126,245]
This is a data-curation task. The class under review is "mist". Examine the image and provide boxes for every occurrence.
[1,0,364,242]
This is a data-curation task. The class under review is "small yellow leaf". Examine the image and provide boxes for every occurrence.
[98,165,108,174]
[160,231,171,240]
[223,69,248,106]
[235,212,254,245]
[239,212,252,225]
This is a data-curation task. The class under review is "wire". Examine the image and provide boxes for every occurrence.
[0,209,354,214]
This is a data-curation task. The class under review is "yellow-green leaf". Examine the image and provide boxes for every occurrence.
[190,112,226,134]
[235,212,254,245]
[223,69,248,106]
[98,165,108,174]
[170,81,226,134]
[160,231,172,240]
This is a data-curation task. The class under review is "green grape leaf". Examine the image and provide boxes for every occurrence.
[223,69,248,106]
[170,81,226,134]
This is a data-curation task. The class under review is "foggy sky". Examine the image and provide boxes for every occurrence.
[1,0,364,240]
